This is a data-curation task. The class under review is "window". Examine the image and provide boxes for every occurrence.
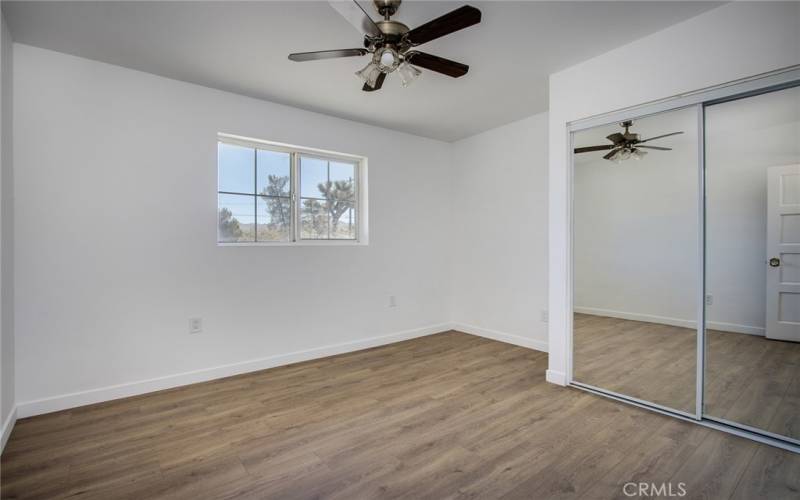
[217,134,366,245]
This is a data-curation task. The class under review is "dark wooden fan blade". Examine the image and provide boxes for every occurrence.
[406,52,468,78]
[328,0,383,38]
[603,148,621,160]
[574,145,615,153]
[606,132,624,144]
[289,49,368,62]
[637,131,683,143]
[362,72,386,92]
[636,145,672,151]
[405,5,481,46]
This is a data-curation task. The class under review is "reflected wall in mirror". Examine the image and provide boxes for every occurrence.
[704,84,800,442]
[572,107,699,414]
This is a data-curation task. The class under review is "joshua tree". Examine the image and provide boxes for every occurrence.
[255,174,354,238]
[259,175,290,231]
[301,198,328,237]
[218,207,243,240]
[317,179,354,235]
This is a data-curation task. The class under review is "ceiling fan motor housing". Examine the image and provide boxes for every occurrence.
[366,0,410,51]
[365,20,410,52]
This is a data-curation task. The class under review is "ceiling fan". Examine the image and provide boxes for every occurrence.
[574,120,684,162]
[288,0,481,91]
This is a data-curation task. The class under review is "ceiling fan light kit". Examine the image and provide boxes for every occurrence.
[289,0,481,92]
[574,120,683,163]
[397,61,421,87]
[355,60,383,88]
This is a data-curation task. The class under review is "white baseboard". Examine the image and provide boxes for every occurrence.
[707,320,765,336]
[451,322,548,353]
[546,370,567,386]
[16,323,451,419]
[1,405,17,453]
[573,307,765,336]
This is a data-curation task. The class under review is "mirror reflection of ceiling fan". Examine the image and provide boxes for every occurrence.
[288,0,481,91]
[574,121,684,162]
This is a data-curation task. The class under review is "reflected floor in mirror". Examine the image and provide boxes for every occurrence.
[573,313,697,414]
[573,313,800,442]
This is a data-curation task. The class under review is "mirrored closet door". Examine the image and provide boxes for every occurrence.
[571,106,699,416]
[570,76,800,449]
[704,84,800,443]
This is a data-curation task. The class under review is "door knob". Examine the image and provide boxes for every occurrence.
[769,257,781,267]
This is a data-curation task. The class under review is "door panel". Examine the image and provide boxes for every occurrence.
[782,214,800,243]
[779,293,800,323]
[782,172,800,204]
[781,252,800,284]
[768,165,800,341]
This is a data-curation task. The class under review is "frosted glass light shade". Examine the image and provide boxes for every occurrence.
[398,62,421,87]
[356,62,382,88]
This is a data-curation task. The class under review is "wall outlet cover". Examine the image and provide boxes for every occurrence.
[189,318,202,334]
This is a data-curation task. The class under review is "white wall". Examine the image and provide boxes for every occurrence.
[548,1,800,385]
[450,113,549,351]
[1,11,16,447]
[13,44,454,415]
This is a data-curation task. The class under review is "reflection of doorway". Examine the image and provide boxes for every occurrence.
[767,164,800,342]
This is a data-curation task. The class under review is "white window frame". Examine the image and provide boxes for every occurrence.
[217,133,368,246]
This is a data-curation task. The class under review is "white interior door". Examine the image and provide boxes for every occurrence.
[766,164,800,342]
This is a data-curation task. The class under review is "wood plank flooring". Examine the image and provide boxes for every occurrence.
[573,313,800,442]
[2,331,799,499]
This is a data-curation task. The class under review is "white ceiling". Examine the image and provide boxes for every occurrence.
[2,1,721,141]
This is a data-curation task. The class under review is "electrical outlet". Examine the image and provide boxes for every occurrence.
[705,294,713,306]
[541,310,549,323]
[189,318,202,334]
[389,295,397,308]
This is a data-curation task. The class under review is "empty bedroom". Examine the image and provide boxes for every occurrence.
[0,1,798,499]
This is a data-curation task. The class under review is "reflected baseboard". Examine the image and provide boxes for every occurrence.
[573,307,765,336]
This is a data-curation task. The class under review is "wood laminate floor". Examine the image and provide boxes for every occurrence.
[2,331,799,499]
[574,313,800,442]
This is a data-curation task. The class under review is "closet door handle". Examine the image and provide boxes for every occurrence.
[769,257,781,267]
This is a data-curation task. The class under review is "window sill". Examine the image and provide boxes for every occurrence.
[218,240,368,247]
